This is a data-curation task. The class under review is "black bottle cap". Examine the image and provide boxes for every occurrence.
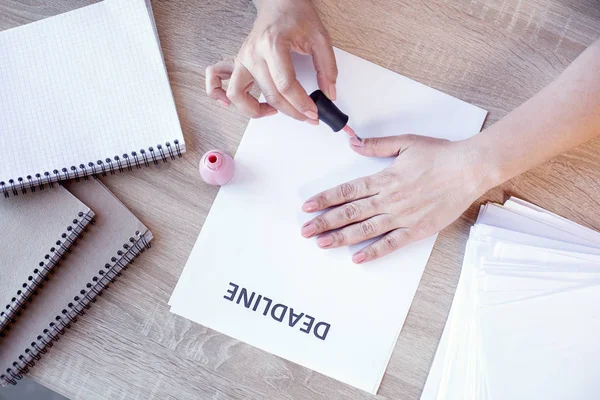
[309,90,349,132]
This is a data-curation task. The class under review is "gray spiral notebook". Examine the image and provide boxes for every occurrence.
[0,187,94,333]
[0,179,152,386]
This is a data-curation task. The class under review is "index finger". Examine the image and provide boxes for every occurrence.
[264,48,319,121]
[302,175,378,212]
[206,59,234,106]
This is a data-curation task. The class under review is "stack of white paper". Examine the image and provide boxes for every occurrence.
[421,197,600,400]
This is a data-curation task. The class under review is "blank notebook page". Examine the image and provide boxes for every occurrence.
[0,0,184,186]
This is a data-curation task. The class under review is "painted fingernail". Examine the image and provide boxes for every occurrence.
[349,136,363,147]
[317,236,333,248]
[305,110,319,120]
[301,223,317,237]
[328,84,337,101]
[302,200,318,212]
[217,99,230,108]
[305,118,319,126]
[352,252,366,264]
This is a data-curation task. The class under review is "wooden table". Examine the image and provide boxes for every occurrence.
[1,0,599,399]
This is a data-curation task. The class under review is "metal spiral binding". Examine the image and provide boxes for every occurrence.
[0,211,94,333]
[0,231,151,387]
[0,140,183,198]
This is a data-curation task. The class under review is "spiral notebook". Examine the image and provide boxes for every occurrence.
[0,0,185,198]
[0,179,152,386]
[0,186,94,333]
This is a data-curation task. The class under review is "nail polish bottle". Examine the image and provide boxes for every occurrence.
[199,150,235,186]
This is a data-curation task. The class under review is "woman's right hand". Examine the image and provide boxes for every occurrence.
[205,0,337,124]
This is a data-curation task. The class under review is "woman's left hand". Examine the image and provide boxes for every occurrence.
[301,134,492,263]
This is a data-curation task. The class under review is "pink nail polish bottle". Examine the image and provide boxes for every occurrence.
[199,150,235,186]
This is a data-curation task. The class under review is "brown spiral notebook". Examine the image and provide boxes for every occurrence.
[0,179,152,386]
[0,186,94,333]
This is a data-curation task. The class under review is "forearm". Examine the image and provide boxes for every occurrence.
[472,39,600,189]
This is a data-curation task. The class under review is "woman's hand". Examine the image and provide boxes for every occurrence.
[301,135,492,263]
[206,0,337,123]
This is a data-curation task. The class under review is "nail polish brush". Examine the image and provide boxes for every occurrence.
[309,89,362,142]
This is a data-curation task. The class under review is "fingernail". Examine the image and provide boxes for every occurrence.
[302,200,318,212]
[217,99,230,108]
[349,136,363,147]
[317,236,333,248]
[328,84,337,101]
[301,223,317,238]
[266,109,278,116]
[352,252,366,264]
[305,118,319,126]
[305,110,319,120]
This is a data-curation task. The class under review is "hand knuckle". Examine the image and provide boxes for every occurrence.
[377,172,394,187]
[342,203,360,221]
[404,134,417,142]
[371,137,384,149]
[417,220,434,236]
[382,191,403,206]
[274,77,295,95]
[330,64,339,77]
[261,25,279,43]
[332,230,345,244]
[360,220,377,236]
[365,246,378,259]
[338,182,356,200]
[314,194,326,208]
[368,196,380,209]
[263,92,283,106]
[383,234,400,250]
[362,177,373,192]
[314,216,329,232]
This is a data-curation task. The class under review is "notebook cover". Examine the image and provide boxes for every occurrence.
[0,179,152,386]
[0,186,94,332]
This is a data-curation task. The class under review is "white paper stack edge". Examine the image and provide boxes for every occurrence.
[421,197,600,400]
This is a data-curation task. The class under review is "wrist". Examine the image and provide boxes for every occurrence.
[460,133,505,195]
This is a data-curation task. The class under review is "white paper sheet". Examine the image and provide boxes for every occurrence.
[169,48,487,394]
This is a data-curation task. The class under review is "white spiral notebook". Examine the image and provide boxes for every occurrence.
[0,0,185,197]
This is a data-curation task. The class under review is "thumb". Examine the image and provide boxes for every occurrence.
[310,36,338,100]
[350,135,416,157]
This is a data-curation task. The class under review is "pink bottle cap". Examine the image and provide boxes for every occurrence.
[199,150,235,186]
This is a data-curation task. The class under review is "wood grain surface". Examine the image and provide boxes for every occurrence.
[1,0,599,399]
